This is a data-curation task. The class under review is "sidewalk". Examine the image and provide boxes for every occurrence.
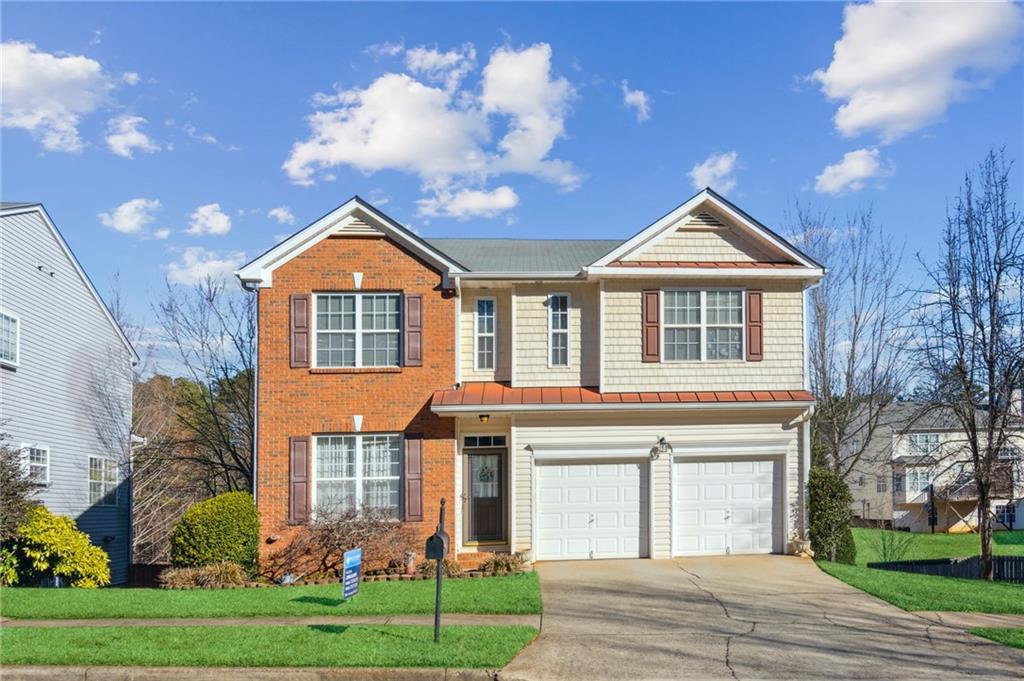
[0,613,541,628]
[0,666,499,680]
[914,611,1024,630]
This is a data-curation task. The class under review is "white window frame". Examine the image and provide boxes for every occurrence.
[0,310,20,367]
[474,297,496,371]
[547,293,571,368]
[89,456,119,506]
[661,289,746,362]
[311,434,403,517]
[20,444,49,486]
[312,292,401,369]
[875,476,887,493]
[906,467,932,495]
[908,432,941,456]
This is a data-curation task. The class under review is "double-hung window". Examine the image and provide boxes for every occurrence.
[0,311,18,366]
[906,468,931,495]
[548,294,570,367]
[314,434,401,516]
[908,432,940,455]
[875,476,887,493]
[663,290,743,361]
[89,456,119,505]
[475,298,496,371]
[315,293,400,367]
[22,445,49,485]
[892,471,903,492]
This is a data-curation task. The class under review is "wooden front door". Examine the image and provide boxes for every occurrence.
[464,450,506,544]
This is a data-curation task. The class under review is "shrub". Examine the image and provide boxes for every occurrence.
[170,492,259,576]
[0,546,19,586]
[808,466,856,564]
[417,557,463,578]
[159,561,247,589]
[263,507,414,582]
[0,435,39,543]
[869,529,917,563]
[479,552,526,576]
[15,506,111,588]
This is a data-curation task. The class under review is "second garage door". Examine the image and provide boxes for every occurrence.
[674,459,779,556]
[536,462,649,560]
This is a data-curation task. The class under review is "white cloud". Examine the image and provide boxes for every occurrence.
[165,247,246,285]
[417,186,519,220]
[186,203,232,236]
[98,198,161,234]
[814,148,884,195]
[121,71,140,86]
[364,40,404,59]
[285,42,578,218]
[0,41,113,152]
[105,115,160,158]
[688,151,741,194]
[267,206,296,225]
[621,80,651,122]
[153,228,171,240]
[183,123,240,151]
[812,1,1022,142]
[405,43,476,92]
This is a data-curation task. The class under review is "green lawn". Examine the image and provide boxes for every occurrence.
[971,628,1024,650]
[0,573,542,620]
[0,624,538,668]
[817,529,1024,614]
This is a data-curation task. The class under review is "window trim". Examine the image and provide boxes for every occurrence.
[547,292,571,368]
[660,288,746,363]
[0,309,20,367]
[907,432,941,455]
[905,467,933,495]
[20,443,49,486]
[88,455,119,506]
[473,297,497,372]
[875,476,887,493]
[311,433,403,517]
[312,292,401,369]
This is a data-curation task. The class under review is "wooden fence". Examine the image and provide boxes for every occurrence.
[867,556,1024,583]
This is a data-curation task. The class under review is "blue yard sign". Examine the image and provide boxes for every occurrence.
[342,547,362,600]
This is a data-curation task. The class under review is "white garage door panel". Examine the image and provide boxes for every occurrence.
[537,462,648,560]
[674,459,778,556]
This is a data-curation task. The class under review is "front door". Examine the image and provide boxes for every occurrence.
[464,450,506,544]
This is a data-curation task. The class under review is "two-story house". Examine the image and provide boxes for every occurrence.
[236,188,823,565]
[0,202,138,584]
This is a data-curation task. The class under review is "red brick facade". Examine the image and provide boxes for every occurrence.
[256,234,456,566]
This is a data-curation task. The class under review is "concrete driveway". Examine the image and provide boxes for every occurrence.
[501,556,1024,680]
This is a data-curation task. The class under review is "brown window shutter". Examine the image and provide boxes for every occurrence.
[641,289,660,363]
[288,436,310,524]
[290,294,310,368]
[403,434,423,522]
[746,289,764,362]
[403,294,423,367]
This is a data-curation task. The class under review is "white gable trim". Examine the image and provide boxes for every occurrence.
[590,189,821,269]
[235,197,466,288]
[0,204,140,364]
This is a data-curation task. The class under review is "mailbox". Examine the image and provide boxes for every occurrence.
[425,529,449,561]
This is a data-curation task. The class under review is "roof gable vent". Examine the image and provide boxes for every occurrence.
[682,212,727,230]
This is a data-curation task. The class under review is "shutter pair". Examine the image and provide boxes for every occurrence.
[289,293,423,368]
[641,289,764,362]
[288,435,424,524]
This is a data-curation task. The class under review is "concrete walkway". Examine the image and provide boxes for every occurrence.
[0,614,540,628]
[501,556,1024,681]
[914,610,1024,629]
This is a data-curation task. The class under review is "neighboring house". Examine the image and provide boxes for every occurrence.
[236,188,823,565]
[0,203,138,584]
[848,400,1023,533]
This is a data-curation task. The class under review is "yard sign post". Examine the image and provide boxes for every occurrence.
[342,547,362,601]
[424,498,449,643]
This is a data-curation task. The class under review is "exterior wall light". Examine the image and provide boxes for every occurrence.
[653,436,673,460]
[478,414,490,423]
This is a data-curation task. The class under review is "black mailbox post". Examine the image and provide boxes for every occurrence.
[425,498,449,643]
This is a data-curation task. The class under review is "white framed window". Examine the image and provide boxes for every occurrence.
[89,456,119,505]
[908,433,940,455]
[876,476,887,493]
[906,467,932,494]
[474,297,496,371]
[0,311,19,366]
[892,471,903,492]
[21,445,49,485]
[313,434,401,516]
[314,293,400,368]
[662,290,744,361]
[463,435,507,448]
[996,504,1016,526]
[548,293,570,367]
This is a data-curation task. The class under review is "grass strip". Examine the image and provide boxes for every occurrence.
[970,627,1024,650]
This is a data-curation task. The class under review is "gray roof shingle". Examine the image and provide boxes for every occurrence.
[425,238,621,272]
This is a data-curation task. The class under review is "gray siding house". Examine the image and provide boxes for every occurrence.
[0,203,138,584]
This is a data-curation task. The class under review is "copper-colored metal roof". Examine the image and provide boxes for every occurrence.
[432,382,814,408]
[607,260,802,269]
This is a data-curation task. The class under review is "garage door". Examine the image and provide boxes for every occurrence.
[674,459,778,556]
[536,462,648,560]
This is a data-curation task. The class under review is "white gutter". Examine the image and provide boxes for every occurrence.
[432,400,815,415]
[586,266,825,281]
[453,271,585,280]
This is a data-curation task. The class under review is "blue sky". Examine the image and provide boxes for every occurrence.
[3,1,1022,365]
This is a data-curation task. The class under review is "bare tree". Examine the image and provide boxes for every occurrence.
[154,278,255,492]
[915,149,1024,580]
[791,206,913,480]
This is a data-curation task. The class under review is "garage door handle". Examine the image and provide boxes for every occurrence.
[588,513,595,524]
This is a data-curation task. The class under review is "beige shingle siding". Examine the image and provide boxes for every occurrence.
[459,288,512,383]
[602,278,805,392]
[512,283,600,387]
[633,226,780,262]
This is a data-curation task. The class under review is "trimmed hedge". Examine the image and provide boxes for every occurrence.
[808,466,856,565]
[170,492,259,576]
